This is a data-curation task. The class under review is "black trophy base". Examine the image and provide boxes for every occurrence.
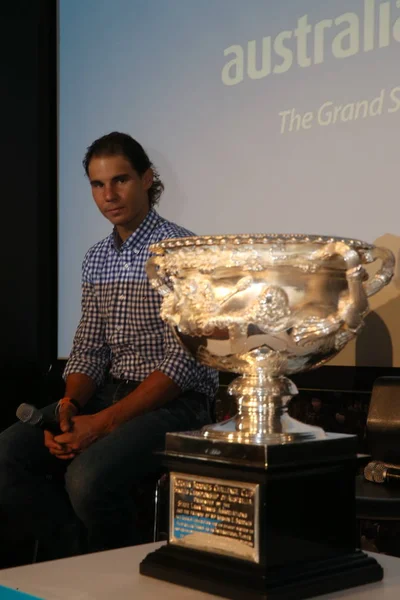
[140,433,383,599]
[140,544,382,600]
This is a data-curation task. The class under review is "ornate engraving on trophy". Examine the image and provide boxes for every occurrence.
[147,234,395,445]
[169,472,259,563]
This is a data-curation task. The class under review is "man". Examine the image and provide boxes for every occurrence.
[0,132,218,560]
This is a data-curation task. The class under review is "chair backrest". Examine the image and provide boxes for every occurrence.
[367,376,400,465]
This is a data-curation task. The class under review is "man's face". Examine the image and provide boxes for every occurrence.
[88,154,153,240]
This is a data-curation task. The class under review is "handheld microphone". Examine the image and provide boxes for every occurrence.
[364,460,400,484]
[16,403,61,435]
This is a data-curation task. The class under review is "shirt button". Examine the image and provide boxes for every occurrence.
[133,248,139,254]
[118,295,126,300]
[124,263,130,269]
[116,326,122,332]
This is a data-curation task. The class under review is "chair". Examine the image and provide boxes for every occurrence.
[355,376,400,556]
[134,471,169,544]
[365,376,400,465]
[153,472,169,541]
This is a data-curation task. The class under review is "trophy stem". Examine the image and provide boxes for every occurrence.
[228,373,297,436]
[202,373,326,444]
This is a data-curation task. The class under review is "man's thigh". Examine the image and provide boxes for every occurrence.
[0,389,114,479]
[66,392,209,489]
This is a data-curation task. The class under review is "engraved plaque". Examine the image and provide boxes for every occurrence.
[169,472,260,563]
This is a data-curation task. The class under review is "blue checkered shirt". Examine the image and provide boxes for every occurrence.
[64,210,219,399]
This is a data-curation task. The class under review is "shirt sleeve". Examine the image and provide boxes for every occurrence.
[156,320,203,392]
[63,254,111,386]
[149,223,219,397]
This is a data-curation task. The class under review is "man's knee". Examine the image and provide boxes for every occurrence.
[0,423,27,467]
[0,447,12,498]
[0,421,57,500]
[0,424,31,500]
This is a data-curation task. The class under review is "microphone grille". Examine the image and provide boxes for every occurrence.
[16,403,42,426]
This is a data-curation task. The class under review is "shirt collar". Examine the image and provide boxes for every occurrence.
[109,209,163,251]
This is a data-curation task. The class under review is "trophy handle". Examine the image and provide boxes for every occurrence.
[146,255,173,296]
[332,242,368,331]
[316,241,368,331]
[363,246,395,298]
[292,242,368,347]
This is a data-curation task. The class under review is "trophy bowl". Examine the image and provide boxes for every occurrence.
[147,233,394,445]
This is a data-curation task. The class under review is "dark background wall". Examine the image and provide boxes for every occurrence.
[0,1,57,431]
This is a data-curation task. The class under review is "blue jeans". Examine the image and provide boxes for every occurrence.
[0,383,211,559]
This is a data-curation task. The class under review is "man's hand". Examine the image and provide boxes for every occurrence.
[43,400,80,460]
[46,413,108,459]
[44,429,76,460]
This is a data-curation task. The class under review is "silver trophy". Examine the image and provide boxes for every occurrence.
[147,234,394,455]
[142,233,393,597]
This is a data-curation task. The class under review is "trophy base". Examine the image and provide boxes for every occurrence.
[140,545,382,600]
[164,427,341,469]
[140,433,383,599]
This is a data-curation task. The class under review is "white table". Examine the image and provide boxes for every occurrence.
[0,542,399,600]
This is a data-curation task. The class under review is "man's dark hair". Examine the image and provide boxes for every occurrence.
[83,131,164,208]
